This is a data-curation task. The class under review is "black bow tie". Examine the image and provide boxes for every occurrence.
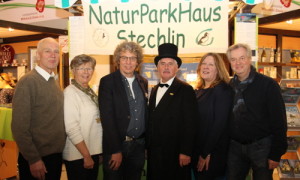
[158,83,169,88]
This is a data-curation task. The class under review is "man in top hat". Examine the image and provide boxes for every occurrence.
[146,43,197,180]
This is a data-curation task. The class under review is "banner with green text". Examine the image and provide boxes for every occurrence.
[82,0,228,55]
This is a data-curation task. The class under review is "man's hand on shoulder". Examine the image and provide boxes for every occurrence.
[30,160,47,180]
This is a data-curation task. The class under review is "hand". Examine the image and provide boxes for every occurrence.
[197,155,210,172]
[268,159,279,169]
[109,152,122,170]
[83,156,94,169]
[29,160,47,180]
[179,154,191,167]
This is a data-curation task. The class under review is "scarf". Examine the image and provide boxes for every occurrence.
[230,66,256,121]
[71,79,99,108]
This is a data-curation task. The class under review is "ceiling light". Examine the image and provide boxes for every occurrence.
[8,27,14,32]
[286,20,293,24]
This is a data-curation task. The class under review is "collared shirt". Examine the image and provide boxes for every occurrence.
[155,77,175,107]
[122,75,146,138]
[126,77,135,99]
[35,66,57,81]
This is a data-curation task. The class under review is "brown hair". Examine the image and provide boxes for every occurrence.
[196,53,230,89]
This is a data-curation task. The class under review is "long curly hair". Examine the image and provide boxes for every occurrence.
[113,41,144,68]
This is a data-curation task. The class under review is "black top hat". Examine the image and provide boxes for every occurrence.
[154,43,182,68]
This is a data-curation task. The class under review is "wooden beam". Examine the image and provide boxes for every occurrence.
[259,27,300,37]
[2,34,60,44]
[0,20,67,35]
[259,9,300,25]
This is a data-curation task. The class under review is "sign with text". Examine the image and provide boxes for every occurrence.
[235,13,258,61]
[0,45,15,67]
[0,0,72,24]
[81,0,228,55]
[251,0,300,16]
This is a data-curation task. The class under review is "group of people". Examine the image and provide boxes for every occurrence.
[11,37,287,180]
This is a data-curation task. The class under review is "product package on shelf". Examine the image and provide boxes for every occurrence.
[287,136,300,151]
[285,106,300,127]
[289,159,300,178]
[280,81,300,128]
[278,159,294,178]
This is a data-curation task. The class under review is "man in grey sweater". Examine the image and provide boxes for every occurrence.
[12,37,66,180]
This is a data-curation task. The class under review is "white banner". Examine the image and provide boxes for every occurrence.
[81,0,228,55]
[0,0,72,24]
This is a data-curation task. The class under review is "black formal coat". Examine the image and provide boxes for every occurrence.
[193,82,233,179]
[146,77,197,180]
[98,70,148,155]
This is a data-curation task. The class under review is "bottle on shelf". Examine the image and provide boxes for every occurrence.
[291,50,297,63]
[270,47,275,63]
[261,47,267,62]
[276,47,281,63]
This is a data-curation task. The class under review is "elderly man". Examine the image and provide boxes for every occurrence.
[99,41,148,180]
[12,37,66,180]
[146,43,197,180]
[226,43,287,180]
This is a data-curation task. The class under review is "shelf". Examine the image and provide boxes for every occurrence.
[0,65,27,69]
[288,129,300,133]
[258,62,300,67]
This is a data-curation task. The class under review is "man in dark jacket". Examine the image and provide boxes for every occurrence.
[147,43,197,180]
[99,41,148,180]
[226,43,287,180]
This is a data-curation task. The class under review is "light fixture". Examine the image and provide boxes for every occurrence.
[8,27,14,32]
[286,20,293,24]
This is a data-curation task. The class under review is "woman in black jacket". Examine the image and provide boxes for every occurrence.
[193,53,233,180]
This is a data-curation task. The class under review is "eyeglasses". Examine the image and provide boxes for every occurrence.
[75,67,94,72]
[120,56,137,62]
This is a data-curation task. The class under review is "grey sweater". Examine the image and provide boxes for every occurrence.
[12,69,66,164]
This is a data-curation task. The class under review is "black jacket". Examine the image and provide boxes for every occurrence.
[99,70,148,154]
[147,77,197,180]
[229,72,287,162]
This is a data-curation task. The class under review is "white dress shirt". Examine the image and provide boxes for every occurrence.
[35,65,57,81]
[155,77,175,107]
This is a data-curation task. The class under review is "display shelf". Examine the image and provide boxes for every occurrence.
[1,65,27,69]
[258,62,300,81]
[278,80,300,179]
[258,62,300,67]
[288,130,300,135]
[1,66,27,81]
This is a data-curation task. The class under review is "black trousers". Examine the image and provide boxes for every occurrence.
[64,154,100,180]
[18,153,62,180]
[103,138,145,180]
